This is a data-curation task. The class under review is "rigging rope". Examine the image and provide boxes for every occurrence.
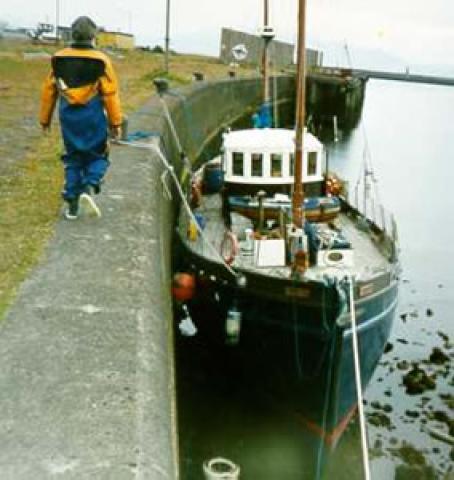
[344,41,385,227]
[347,275,371,480]
[113,140,240,280]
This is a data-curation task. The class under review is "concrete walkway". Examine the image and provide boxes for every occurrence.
[0,105,178,479]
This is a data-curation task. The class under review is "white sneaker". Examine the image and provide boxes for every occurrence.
[64,209,79,220]
[80,193,101,218]
[63,198,79,220]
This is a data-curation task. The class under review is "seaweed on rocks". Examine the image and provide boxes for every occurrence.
[397,360,410,370]
[370,401,393,413]
[439,393,454,410]
[405,410,420,419]
[429,347,450,365]
[389,441,427,466]
[403,364,436,395]
[367,411,393,429]
[394,464,437,480]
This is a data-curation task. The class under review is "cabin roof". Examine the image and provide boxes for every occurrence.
[223,128,322,152]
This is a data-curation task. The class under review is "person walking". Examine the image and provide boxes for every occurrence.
[39,16,123,219]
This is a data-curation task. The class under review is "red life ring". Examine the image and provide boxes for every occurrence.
[220,231,239,265]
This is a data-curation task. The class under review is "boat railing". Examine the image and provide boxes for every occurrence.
[352,181,396,238]
[347,192,399,262]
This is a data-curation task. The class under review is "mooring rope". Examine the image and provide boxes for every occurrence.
[347,275,371,480]
[113,140,239,280]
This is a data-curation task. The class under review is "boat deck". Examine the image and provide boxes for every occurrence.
[179,193,391,282]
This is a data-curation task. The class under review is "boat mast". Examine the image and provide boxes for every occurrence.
[292,0,306,228]
[262,0,270,104]
[256,1,275,128]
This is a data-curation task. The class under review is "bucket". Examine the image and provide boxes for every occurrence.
[203,458,240,480]
[203,163,224,193]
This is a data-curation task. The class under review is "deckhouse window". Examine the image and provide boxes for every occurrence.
[290,153,295,176]
[307,152,317,176]
[251,153,263,177]
[232,152,244,176]
[271,153,283,177]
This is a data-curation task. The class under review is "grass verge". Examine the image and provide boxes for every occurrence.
[0,131,62,318]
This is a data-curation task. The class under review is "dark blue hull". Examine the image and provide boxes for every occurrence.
[183,261,398,446]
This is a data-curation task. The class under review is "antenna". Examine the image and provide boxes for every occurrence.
[260,0,275,104]
[165,0,171,73]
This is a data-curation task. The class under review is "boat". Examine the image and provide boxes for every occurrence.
[172,0,399,455]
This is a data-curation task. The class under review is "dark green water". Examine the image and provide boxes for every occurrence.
[176,79,454,479]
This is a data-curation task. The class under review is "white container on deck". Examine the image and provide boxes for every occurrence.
[203,457,240,480]
[225,306,242,345]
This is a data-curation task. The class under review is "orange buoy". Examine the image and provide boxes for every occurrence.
[171,272,196,302]
[326,175,341,196]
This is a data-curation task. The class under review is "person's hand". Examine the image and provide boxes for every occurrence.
[41,123,50,134]
[111,125,122,140]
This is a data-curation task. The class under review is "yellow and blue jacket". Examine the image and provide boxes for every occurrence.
[39,46,122,128]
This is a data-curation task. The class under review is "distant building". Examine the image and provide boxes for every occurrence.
[1,27,30,42]
[96,30,135,50]
[219,27,322,68]
[220,28,293,67]
[307,49,323,68]
[57,26,72,43]
[1,23,136,50]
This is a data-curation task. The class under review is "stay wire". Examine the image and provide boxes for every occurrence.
[344,41,384,220]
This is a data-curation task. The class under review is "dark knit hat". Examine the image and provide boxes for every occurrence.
[71,16,97,45]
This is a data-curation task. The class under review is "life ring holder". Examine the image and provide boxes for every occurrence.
[220,230,239,265]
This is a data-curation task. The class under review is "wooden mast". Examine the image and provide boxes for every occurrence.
[292,0,306,228]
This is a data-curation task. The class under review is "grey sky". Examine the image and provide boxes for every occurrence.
[2,0,454,69]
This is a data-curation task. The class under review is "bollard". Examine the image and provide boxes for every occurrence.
[193,72,205,81]
[121,115,129,141]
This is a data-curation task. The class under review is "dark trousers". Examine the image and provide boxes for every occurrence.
[59,94,109,201]
[62,153,109,200]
